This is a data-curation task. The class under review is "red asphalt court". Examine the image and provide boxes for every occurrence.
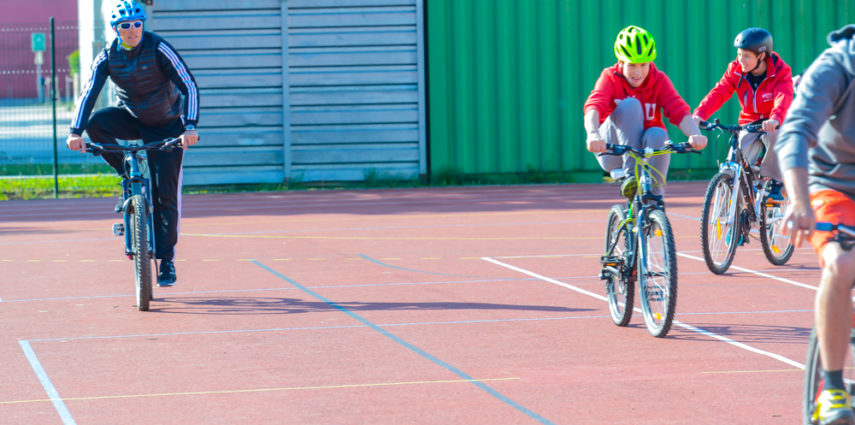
[0,182,824,424]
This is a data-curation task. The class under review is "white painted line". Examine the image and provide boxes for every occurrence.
[482,257,608,302]
[482,257,806,370]
[19,340,77,424]
[677,252,819,291]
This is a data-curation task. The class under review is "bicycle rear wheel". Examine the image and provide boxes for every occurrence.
[638,209,677,338]
[760,193,794,265]
[804,328,855,424]
[130,194,153,311]
[701,171,740,274]
[604,204,634,327]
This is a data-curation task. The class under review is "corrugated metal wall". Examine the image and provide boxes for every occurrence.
[151,0,426,185]
[151,0,286,185]
[427,0,855,179]
[286,0,426,182]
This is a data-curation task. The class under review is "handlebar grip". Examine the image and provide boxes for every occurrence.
[816,222,834,232]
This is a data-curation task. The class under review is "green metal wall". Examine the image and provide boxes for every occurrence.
[427,0,855,179]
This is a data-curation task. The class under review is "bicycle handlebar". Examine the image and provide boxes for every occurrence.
[599,141,701,157]
[816,222,855,239]
[699,118,772,135]
[85,138,183,155]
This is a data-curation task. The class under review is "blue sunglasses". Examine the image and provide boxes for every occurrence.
[118,21,142,30]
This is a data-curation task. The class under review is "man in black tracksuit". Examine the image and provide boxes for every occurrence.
[67,0,199,286]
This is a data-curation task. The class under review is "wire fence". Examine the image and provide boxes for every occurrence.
[0,20,110,177]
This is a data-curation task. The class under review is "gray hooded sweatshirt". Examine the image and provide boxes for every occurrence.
[776,24,855,199]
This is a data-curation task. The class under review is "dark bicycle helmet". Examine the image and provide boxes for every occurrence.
[734,28,773,55]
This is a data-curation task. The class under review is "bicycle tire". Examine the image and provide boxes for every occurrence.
[804,328,822,424]
[803,327,855,424]
[130,195,152,311]
[604,204,634,327]
[638,209,677,338]
[700,171,740,274]
[760,196,795,265]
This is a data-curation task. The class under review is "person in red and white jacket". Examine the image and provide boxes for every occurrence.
[585,25,707,201]
[693,27,793,200]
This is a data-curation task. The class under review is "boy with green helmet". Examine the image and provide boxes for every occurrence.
[584,25,706,201]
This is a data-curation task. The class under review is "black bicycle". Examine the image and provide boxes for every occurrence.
[804,222,855,424]
[699,119,793,274]
[87,138,182,311]
[598,141,699,338]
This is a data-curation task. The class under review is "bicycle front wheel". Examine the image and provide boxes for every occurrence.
[760,194,794,265]
[701,171,740,274]
[604,204,634,327]
[803,328,855,424]
[638,209,677,338]
[130,194,153,311]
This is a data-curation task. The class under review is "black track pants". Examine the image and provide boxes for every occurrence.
[86,107,184,261]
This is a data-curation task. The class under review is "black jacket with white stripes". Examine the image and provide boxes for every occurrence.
[70,31,199,134]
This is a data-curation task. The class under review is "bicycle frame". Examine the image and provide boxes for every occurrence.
[601,142,696,277]
[704,120,767,238]
[605,143,691,261]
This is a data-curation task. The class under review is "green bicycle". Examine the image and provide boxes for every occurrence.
[598,141,699,338]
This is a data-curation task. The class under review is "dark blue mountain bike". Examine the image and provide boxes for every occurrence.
[804,222,855,424]
[86,138,182,311]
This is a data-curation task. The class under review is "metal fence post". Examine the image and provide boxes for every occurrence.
[51,17,59,199]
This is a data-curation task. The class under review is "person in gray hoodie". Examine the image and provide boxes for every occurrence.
[776,24,855,425]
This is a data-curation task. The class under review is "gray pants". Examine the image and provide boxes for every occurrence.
[739,130,782,181]
[595,98,670,196]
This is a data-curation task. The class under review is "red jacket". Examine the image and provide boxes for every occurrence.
[584,62,691,130]
[694,52,793,125]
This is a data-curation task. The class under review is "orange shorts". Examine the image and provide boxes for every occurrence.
[809,190,855,261]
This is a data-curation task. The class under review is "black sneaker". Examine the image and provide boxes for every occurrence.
[765,179,785,203]
[157,259,177,287]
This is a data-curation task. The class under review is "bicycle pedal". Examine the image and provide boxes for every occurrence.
[600,255,621,268]
[112,223,124,236]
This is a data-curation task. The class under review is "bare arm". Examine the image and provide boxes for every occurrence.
[584,109,605,153]
[678,114,707,150]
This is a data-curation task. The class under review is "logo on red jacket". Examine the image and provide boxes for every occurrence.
[761,92,774,102]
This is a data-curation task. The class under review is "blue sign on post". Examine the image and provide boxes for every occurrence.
[31,33,46,52]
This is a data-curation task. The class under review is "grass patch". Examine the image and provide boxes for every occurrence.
[0,174,121,200]
[0,163,114,176]
[1,168,711,201]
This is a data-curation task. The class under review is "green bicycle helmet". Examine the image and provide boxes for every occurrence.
[614,25,657,63]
